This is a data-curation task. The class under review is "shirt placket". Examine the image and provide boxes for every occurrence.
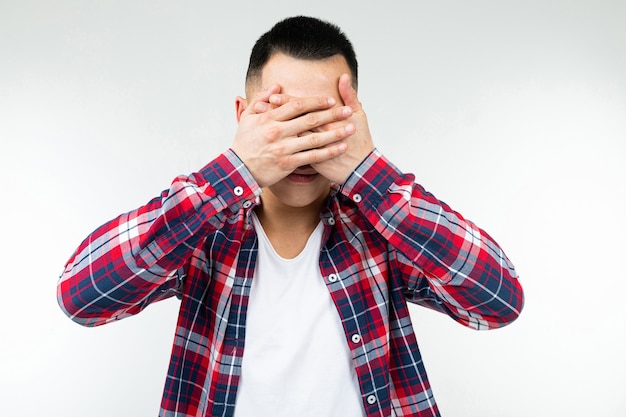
[319,238,391,417]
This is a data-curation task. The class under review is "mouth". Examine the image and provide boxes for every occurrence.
[288,165,320,183]
[292,164,317,175]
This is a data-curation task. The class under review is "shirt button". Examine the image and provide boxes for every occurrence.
[328,274,338,283]
[327,217,335,225]
[243,200,252,208]
[366,395,377,405]
[352,193,362,203]
[234,186,244,196]
[351,334,361,344]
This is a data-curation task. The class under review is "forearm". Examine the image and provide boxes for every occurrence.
[57,150,261,326]
[340,149,524,329]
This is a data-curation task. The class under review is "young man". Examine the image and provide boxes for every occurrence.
[58,16,524,417]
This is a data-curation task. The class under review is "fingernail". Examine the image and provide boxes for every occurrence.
[328,97,336,106]
[346,123,355,133]
[342,107,352,117]
[269,95,281,105]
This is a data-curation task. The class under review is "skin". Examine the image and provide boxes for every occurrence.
[231,53,374,257]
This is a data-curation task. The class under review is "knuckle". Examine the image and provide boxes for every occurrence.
[271,142,286,156]
[264,125,281,142]
[304,112,319,127]
[308,149,321,164]
[279,155,296,170]
[308,133,321,148]
[291,99,305,113]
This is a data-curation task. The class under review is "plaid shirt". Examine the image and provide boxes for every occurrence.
[58,149,523,417]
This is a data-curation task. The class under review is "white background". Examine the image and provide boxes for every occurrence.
[1,1,625,416]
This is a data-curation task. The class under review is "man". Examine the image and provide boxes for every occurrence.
[58,16,524,417]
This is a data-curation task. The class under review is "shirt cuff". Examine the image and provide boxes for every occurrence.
[339,148,403,207]
[197,149,262,213]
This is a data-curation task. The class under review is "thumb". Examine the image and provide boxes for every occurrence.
[338,73,361,110]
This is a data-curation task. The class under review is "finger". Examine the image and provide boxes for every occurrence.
[268,93,289,107]
[254,100,280,113]
[268,93,335,109]
[283,141,348,170]
[269,95,337,122]
[280,142,347,172]
[245,84,281,115]
[282,105,353,138]
[338,73,360,111]
[284,122,355,155]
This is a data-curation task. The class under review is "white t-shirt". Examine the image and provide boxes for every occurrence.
[233,213,365,417]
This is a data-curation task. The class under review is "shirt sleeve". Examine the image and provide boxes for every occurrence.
[339,149,524,330]
[57,150,261,327]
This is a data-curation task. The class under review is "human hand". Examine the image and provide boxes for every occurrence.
[232,85,355,188]
[311,73,375,184]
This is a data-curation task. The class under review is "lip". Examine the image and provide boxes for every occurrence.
[287,168,320,183]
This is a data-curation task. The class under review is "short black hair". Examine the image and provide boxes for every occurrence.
[246,16,358,91]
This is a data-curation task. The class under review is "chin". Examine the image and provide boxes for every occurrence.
[277,189,327,207]
[281,196,325,208]
[266,179,331,209]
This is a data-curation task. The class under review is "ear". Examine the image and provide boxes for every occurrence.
[235,96,248,123]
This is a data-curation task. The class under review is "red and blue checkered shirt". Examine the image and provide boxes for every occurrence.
[58,149,523,417]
